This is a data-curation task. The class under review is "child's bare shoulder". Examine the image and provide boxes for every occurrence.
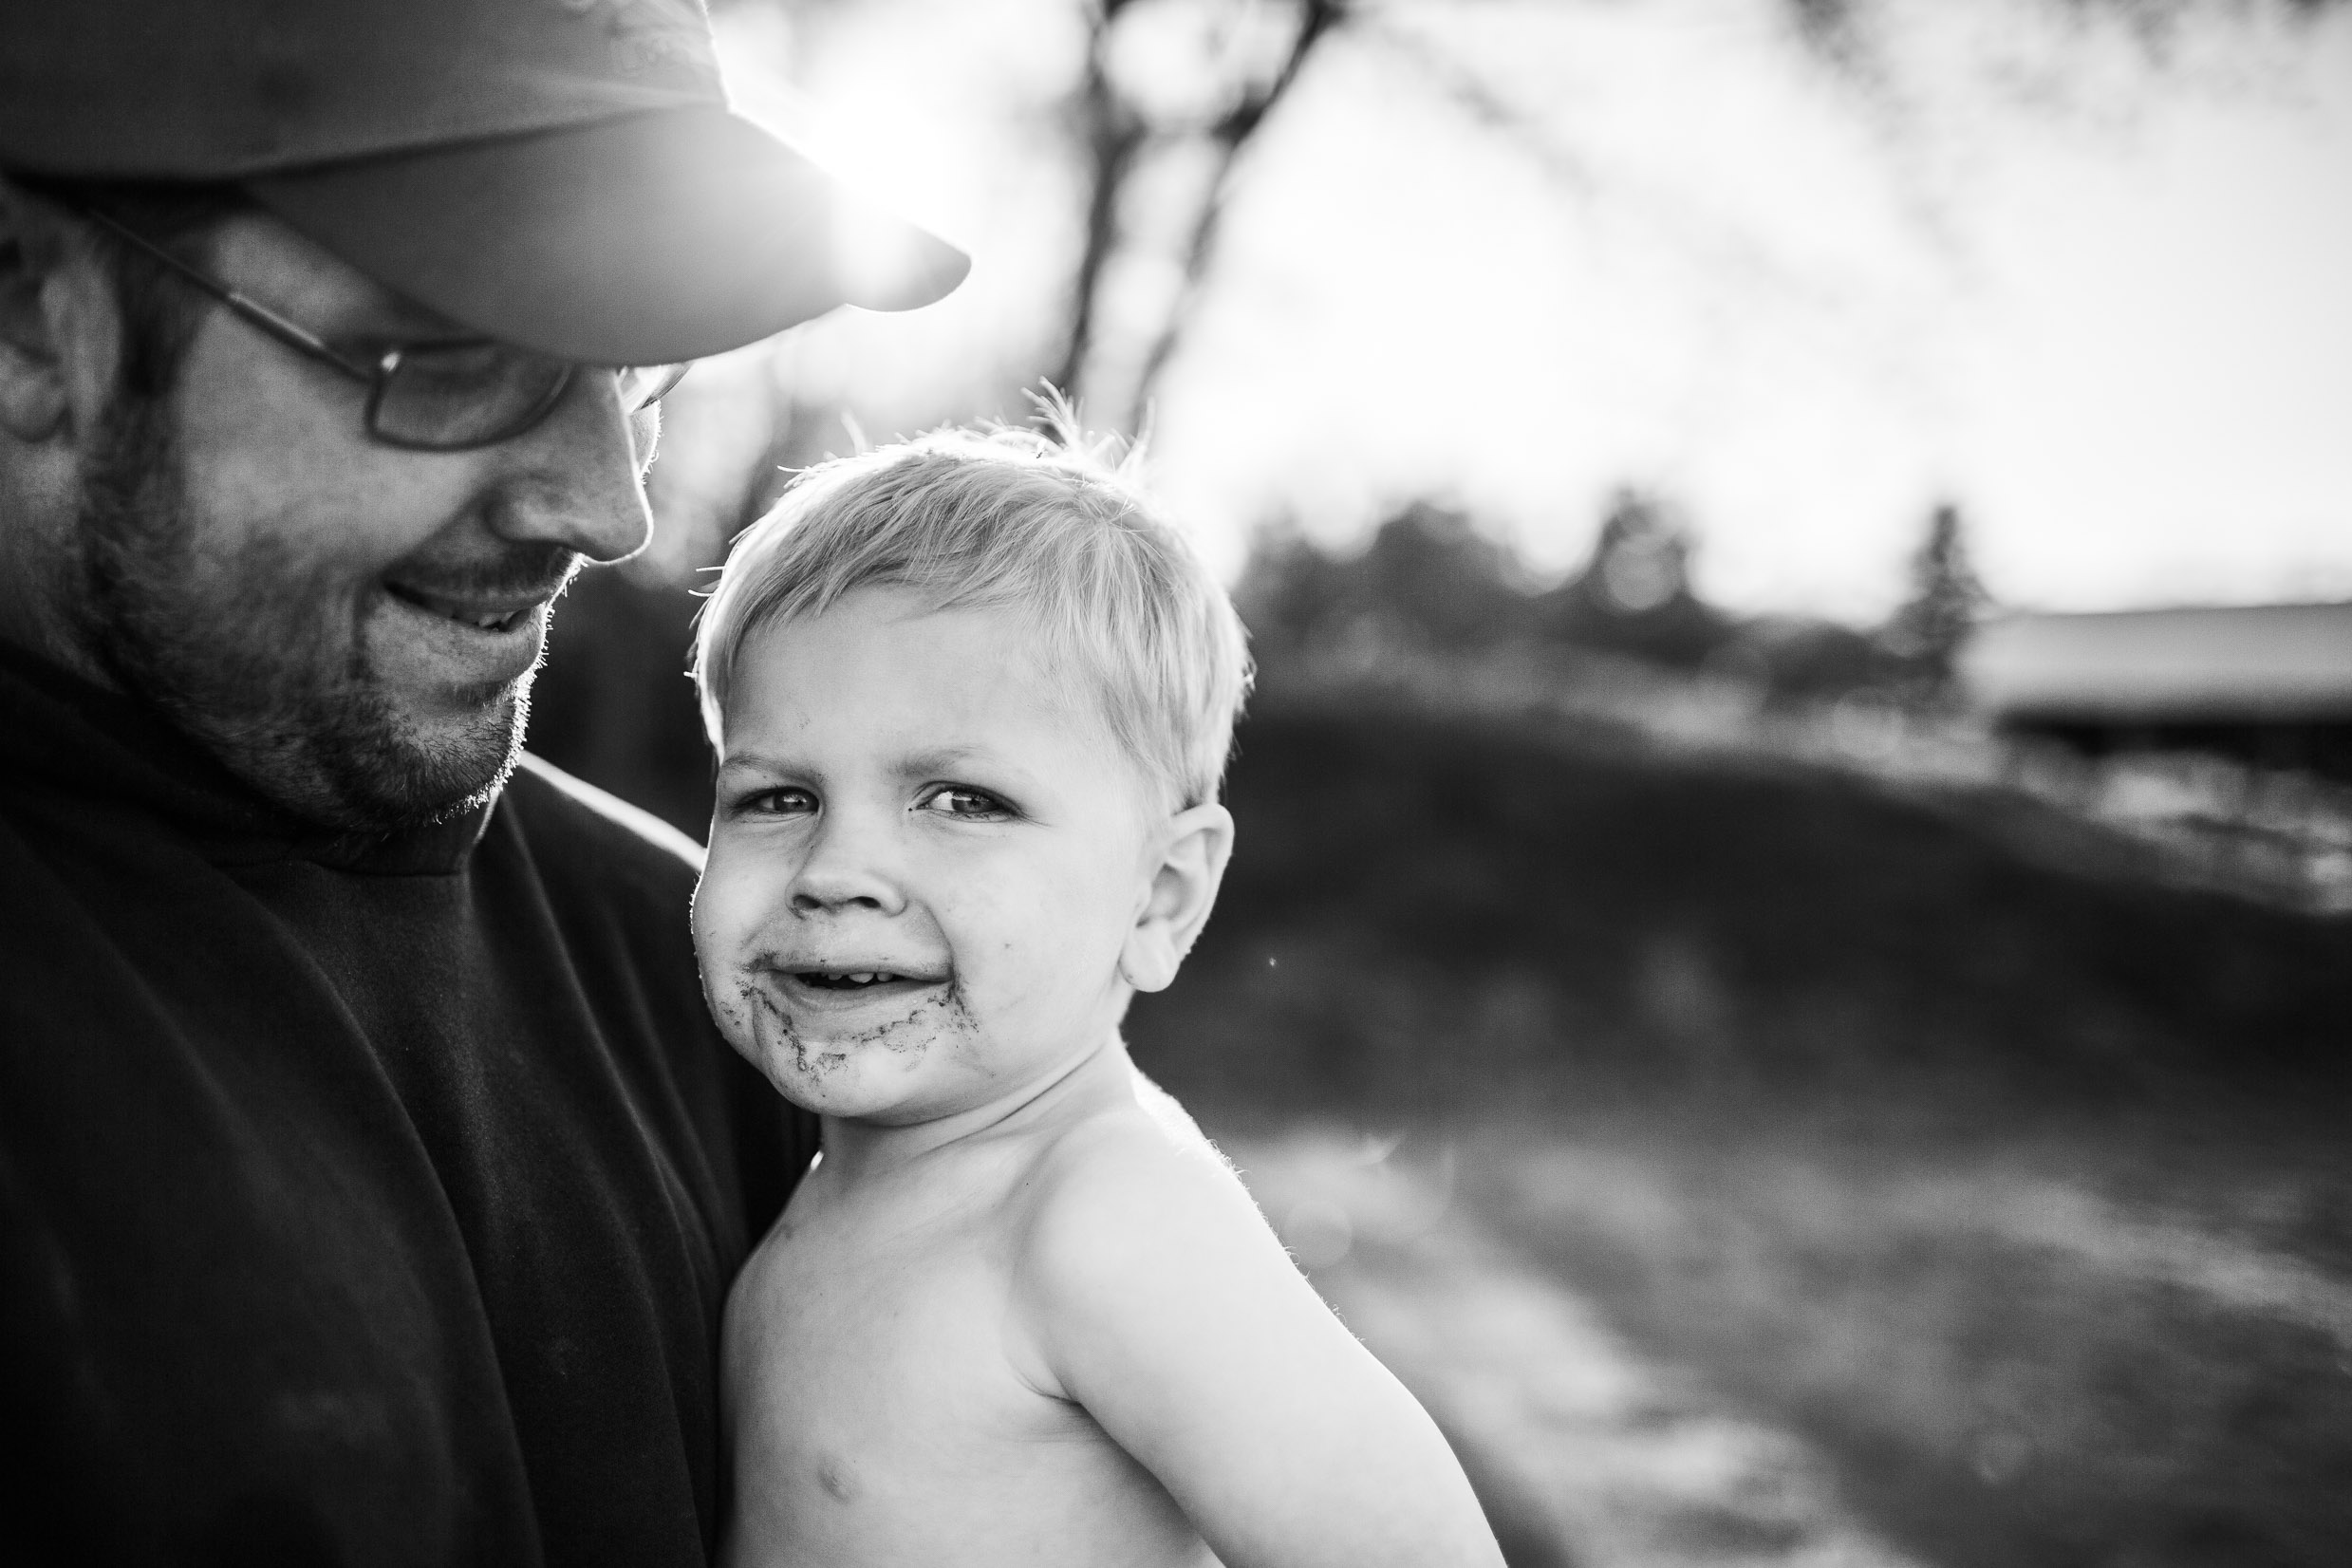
[1019,1073,1243,1223]
[1006,1073,1292,1335]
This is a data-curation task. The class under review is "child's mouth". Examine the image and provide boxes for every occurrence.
[773,965,949,1010]
[798,970,912,991]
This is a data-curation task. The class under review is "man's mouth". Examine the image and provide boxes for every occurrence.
[383,582,546,634]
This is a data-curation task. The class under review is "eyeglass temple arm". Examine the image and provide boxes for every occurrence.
[74,208,386,383]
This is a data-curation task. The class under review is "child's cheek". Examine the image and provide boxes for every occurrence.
[691,851,767,1050]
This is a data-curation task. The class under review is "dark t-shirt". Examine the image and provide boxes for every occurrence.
[0,644,813,1567]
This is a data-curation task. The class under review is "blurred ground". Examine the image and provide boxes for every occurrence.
[1234,1126,2352,1568]
[1241,1131,1927,1568]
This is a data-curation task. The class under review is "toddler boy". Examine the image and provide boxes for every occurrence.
[691,419,1503,1567]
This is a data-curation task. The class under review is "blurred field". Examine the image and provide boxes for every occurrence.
[1131,688,2349,1122]
[1124,689,2352,1568]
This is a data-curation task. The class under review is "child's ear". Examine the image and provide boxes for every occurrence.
[1118,802,1235,994]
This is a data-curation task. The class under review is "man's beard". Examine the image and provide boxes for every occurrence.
[73,391,559,835]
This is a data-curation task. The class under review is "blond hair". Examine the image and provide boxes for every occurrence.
[693,416,1252,811]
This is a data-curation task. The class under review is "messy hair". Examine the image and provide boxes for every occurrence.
[693,403,1253,812]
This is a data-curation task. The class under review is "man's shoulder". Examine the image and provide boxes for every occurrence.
[499,754,705,894]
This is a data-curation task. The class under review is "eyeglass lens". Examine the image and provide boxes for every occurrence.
[370,349,690,450]
[372,344,571,449]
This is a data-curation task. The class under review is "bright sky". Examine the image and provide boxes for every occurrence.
[700,0,2352,623]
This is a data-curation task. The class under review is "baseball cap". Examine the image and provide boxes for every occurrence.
[0,0,970,364]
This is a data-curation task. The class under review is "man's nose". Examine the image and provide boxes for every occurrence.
[483,369,656,564]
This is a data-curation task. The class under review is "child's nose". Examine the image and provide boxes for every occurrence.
[787,814,906,915]
[790,881,891,914]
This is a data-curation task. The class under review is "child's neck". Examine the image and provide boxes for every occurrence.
[816,1030,1137,1186]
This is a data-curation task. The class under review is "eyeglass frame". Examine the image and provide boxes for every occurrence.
[75,206,689,453]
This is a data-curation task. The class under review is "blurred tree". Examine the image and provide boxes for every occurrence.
[1535,490,1732,671]
[1711,615,1907,705]
[1878,501,1989,700]
[1237,501,1532,668]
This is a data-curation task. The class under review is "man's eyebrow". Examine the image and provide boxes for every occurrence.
[335,288,483,345]
[354,314,483,345]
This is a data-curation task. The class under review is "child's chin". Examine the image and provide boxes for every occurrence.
[761,1049,937,1122]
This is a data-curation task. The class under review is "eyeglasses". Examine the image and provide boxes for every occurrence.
[79,209,690,452]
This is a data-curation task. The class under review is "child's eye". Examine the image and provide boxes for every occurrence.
[737,785,818,817]
[917,785,1012,821]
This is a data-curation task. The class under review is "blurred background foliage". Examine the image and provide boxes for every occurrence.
[531,2,2352,1564]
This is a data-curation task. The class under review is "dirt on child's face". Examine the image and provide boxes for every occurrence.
[694,587,1162,1124]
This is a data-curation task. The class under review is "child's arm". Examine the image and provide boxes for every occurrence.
[1010,1129,1505,1568]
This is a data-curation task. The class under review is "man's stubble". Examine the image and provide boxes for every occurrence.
[73,390,547,833]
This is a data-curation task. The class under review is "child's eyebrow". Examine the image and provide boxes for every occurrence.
[715,750,806,778]
[895,746,988,775]
[893,746,1047,788]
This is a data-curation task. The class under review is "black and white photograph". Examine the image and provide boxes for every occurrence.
[4,2,2348,1565]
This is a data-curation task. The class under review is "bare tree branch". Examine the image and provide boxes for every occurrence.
[1057,0,2350,438]
[1353,12,1941,318]
[1128,0,1345,421]
[1053,0,1151,399]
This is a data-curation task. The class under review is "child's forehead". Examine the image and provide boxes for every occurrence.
[727,590,1144,778]
[742,588,1054,700]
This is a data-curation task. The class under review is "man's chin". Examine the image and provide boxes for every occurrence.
[201,676,533,836]
[318,681,533,833]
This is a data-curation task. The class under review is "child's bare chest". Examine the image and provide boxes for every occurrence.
[730,1205,1066,1453]
[720,1185,1204,1566]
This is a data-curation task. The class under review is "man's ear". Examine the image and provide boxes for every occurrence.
[1118,801,1236,995]
[0,177,113,445]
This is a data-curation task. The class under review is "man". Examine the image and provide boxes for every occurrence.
[0,3,965,1563]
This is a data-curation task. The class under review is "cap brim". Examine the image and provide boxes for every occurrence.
[247,107,969,364]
